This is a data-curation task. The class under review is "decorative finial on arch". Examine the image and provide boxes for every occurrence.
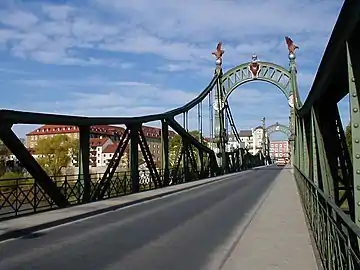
[212,41,224,66]
[285,36,299,59]
[249,53,261,78]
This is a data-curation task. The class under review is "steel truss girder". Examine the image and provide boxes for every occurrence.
[161,120,170,186]
[347,39,360,227]
[0,124,69,207]
[138,127,162,188]
[92,128,130,201]
[316,98,353,213]
[169,131,212,182]
[78,126,91,203]
[167,117,220,176]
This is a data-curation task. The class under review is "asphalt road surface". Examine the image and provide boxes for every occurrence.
[0,167,281,270]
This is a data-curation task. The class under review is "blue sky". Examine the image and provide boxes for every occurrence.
[0,0,347,140]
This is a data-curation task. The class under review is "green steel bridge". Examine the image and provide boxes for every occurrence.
[0,1,360,269]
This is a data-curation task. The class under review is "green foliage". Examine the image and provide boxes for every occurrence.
[35,135,78,177]
[170,130,205,151]
[0,171,28,190]
[0,139,10,158]
[0,140,10,176]
[345,122,352,157]
[169,130,207,166]
[0,171,24,180]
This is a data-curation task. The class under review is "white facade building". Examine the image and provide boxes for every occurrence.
[252,126,265,154]
[226,133,245,152]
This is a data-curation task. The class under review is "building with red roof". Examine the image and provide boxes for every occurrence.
[26,124,176,169]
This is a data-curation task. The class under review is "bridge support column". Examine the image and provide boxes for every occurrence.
[78,125,90,203]
[129,124,140,193]
[288,51,298,169]
[214,67,227,173]
[161,119,170,186]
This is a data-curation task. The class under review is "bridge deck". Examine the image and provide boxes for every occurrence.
[0,166,319,270]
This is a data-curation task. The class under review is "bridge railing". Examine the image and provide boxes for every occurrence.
[0,168,209,221]
[294,166,360,269]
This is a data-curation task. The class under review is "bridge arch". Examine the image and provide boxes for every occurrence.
[266,122,291,138]
[221,60,292,102]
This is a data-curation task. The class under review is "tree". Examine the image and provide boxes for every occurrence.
[0,139,10,158]
[0,139,11,176]
[346,122,352,157]
[35,135,78,177]
[169,130,206,166]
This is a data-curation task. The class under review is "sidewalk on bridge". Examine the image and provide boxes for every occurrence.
[220,166,321,270]
[0,169,259,242]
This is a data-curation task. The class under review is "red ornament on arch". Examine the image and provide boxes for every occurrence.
[248,54,261,78]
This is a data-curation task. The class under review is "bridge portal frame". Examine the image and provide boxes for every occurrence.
[213,52,299,171]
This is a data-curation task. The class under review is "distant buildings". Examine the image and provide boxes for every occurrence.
[236,127,264,155]
[270,140,289,160]
[233,126,289,157]
[6,122,289,174]
[25,124,176,170]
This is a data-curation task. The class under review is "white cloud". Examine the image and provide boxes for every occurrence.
[0,10,38,29]
[0,0,342,69]
[13,77,200,116]
[0,0,346,138]
[94,0,340,40]
[42,4,74,21]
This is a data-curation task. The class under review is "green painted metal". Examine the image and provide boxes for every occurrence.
[312,107,334,199]
[221,61,291,100]
[310,109,319,186]
[266,122,291,138]
[214,59,296,169]
[288,54,298,168]
[347,42,360,228]
[0,124,70,207]
[161,119,170,186]
[78,126,90,202]
[129,124,140,193]
[2,3,360,265]
[295,167,360,269]
[301,119,309,177]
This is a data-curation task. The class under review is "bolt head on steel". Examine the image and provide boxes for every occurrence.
[288,52,296,60]
[215,58,222,65]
